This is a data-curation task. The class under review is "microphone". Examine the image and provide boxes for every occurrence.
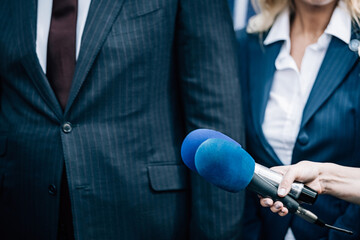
[181,129,317,204]
[193,137,353,235]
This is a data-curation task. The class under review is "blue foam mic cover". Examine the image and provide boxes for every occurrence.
[181,129,240,172]
[195,138,255,192]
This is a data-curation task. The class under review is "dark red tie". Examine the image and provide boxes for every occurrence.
[47,0,78,110]
[47,1,77,239]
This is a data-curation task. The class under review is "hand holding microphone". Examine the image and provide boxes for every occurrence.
[181,129,318,204]
[261,160,360,214]
[181,129,353,235]
[260,161,324,216]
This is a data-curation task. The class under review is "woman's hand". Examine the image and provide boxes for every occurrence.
[259,161,324,216]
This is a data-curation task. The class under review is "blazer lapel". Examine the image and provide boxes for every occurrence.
[301,34,359,128]
[64,0,125,114]
[248,39,283,165]
[18,0,63,120]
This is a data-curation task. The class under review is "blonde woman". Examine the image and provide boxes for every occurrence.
[237,0,360,239]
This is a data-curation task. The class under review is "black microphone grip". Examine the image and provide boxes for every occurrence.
[247,173,300,213]
[247,174,353,235]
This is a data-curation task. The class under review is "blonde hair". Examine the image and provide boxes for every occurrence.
[247,0,360,33]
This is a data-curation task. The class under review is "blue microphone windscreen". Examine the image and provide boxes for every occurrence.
[181,129,240,172]
[195,138,255,192]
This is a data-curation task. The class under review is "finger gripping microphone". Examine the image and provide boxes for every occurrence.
[182,129,317,204]
[194,138,352,235]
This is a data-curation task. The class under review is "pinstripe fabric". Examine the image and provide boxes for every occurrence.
[237,27,360,240]
[0,0,245,239]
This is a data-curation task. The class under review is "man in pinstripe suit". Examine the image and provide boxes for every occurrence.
[0,0,245,239]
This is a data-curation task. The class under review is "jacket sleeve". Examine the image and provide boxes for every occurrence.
[175,0,245,239]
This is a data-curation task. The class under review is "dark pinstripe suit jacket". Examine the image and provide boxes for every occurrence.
[237,26,360,240]
[0,0,245,239]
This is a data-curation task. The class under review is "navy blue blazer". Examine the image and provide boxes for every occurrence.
[0,0,245,239]
[237,26,360,240]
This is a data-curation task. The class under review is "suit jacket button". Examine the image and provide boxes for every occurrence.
[298,132,309,145]
[48,184,57,196]
[62,122,72,133]
[349,39,360,52]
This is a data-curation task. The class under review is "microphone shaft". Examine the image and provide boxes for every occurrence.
[254,163,317,204]
[247,173,300,213]
[247,174,353,235]
[254,164,303,198]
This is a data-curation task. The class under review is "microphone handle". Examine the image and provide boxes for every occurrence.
[247,174,353,235]
[254,163,318,204]
[247,173,300,213]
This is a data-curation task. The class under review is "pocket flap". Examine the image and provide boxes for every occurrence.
[0,136,7,156]
[126,4,162,19]
[148,164,189,192]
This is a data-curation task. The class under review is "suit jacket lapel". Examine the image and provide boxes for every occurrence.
[64,0,125,114]
[18,0,63,120]
[300,33,359,128]
[248,38,283,165]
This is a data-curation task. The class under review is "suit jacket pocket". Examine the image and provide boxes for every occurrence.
[110,3,164,35]
[148,164,189,192]
[126,5,162,20]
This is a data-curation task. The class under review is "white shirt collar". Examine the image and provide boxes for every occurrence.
[264,1,352,46]
[264,8,290,46]
[325,1,351,44]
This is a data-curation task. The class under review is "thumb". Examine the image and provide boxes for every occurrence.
[277,167,297,197]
